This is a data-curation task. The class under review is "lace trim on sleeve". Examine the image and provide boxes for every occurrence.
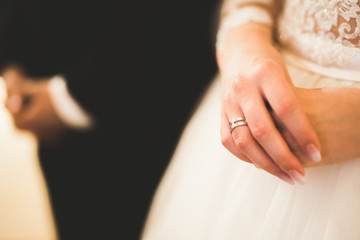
[216,6,273,50]
[216,0,275,51]
[220,0,274,17]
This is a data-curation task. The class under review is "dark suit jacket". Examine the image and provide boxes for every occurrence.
[0,0,218,239]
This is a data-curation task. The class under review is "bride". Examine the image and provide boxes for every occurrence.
[141,0,360,239]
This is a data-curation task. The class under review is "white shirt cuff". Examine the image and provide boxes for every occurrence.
[47,75,94,130]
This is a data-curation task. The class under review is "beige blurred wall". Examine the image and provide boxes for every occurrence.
[0,77,57,240]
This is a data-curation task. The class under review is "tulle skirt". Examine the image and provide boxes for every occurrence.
[141,51,360,240]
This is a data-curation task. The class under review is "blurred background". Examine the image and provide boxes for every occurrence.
[0,0,219,239]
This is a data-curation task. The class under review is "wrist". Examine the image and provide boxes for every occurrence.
[216,23,274,74]
[222,22,273,49]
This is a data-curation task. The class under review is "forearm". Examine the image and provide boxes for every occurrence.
[215,1,278,75]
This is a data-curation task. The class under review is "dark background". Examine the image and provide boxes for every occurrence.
[130,0,220,238]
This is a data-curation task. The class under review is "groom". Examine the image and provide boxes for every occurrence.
[0,1,162,239]
[0,0,219,239]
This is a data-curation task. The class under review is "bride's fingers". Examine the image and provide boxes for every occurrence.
[222,112,294,184]
[232,77,305,184]
[260,61,321,163]
[271,111,316,167]
[221,112,252,164]
[230,121,294,184]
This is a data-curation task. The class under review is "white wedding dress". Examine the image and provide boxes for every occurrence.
[141,1,360,239]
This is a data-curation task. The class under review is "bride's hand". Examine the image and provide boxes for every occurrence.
[218,23,321,184]
[274,87,360,168]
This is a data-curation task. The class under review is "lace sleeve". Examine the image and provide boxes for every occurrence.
[216,0,276,50]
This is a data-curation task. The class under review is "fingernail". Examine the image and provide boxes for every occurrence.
[276,172,295,185]
[306,144,321,162]
[288,169,306,185]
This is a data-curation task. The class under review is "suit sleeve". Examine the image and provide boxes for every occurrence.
[0,1,123,121]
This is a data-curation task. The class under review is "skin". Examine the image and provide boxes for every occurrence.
[2,65,68,144]
[217,21,360,184]
[279,87,360,168]
[217,22,321,184]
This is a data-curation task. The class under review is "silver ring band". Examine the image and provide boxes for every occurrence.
[229,117,246,123]
[229,117,248,133]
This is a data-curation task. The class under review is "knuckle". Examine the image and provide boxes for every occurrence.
[221,134,232,147]
[253,59,281,77]
[276,99,296,117]
[234,136,249,150]
[232,74,247,92]
[251,123,269,140]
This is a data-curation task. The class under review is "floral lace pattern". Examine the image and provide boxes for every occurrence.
[278,0,360,66]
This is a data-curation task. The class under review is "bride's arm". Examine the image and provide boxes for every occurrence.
[275,87,360,168]
[217,0,321,185]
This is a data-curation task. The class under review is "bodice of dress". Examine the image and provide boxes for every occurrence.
[278,0,360,68]
[219,0,360,69]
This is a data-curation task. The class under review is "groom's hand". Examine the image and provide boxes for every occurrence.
[2,65,68,143]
